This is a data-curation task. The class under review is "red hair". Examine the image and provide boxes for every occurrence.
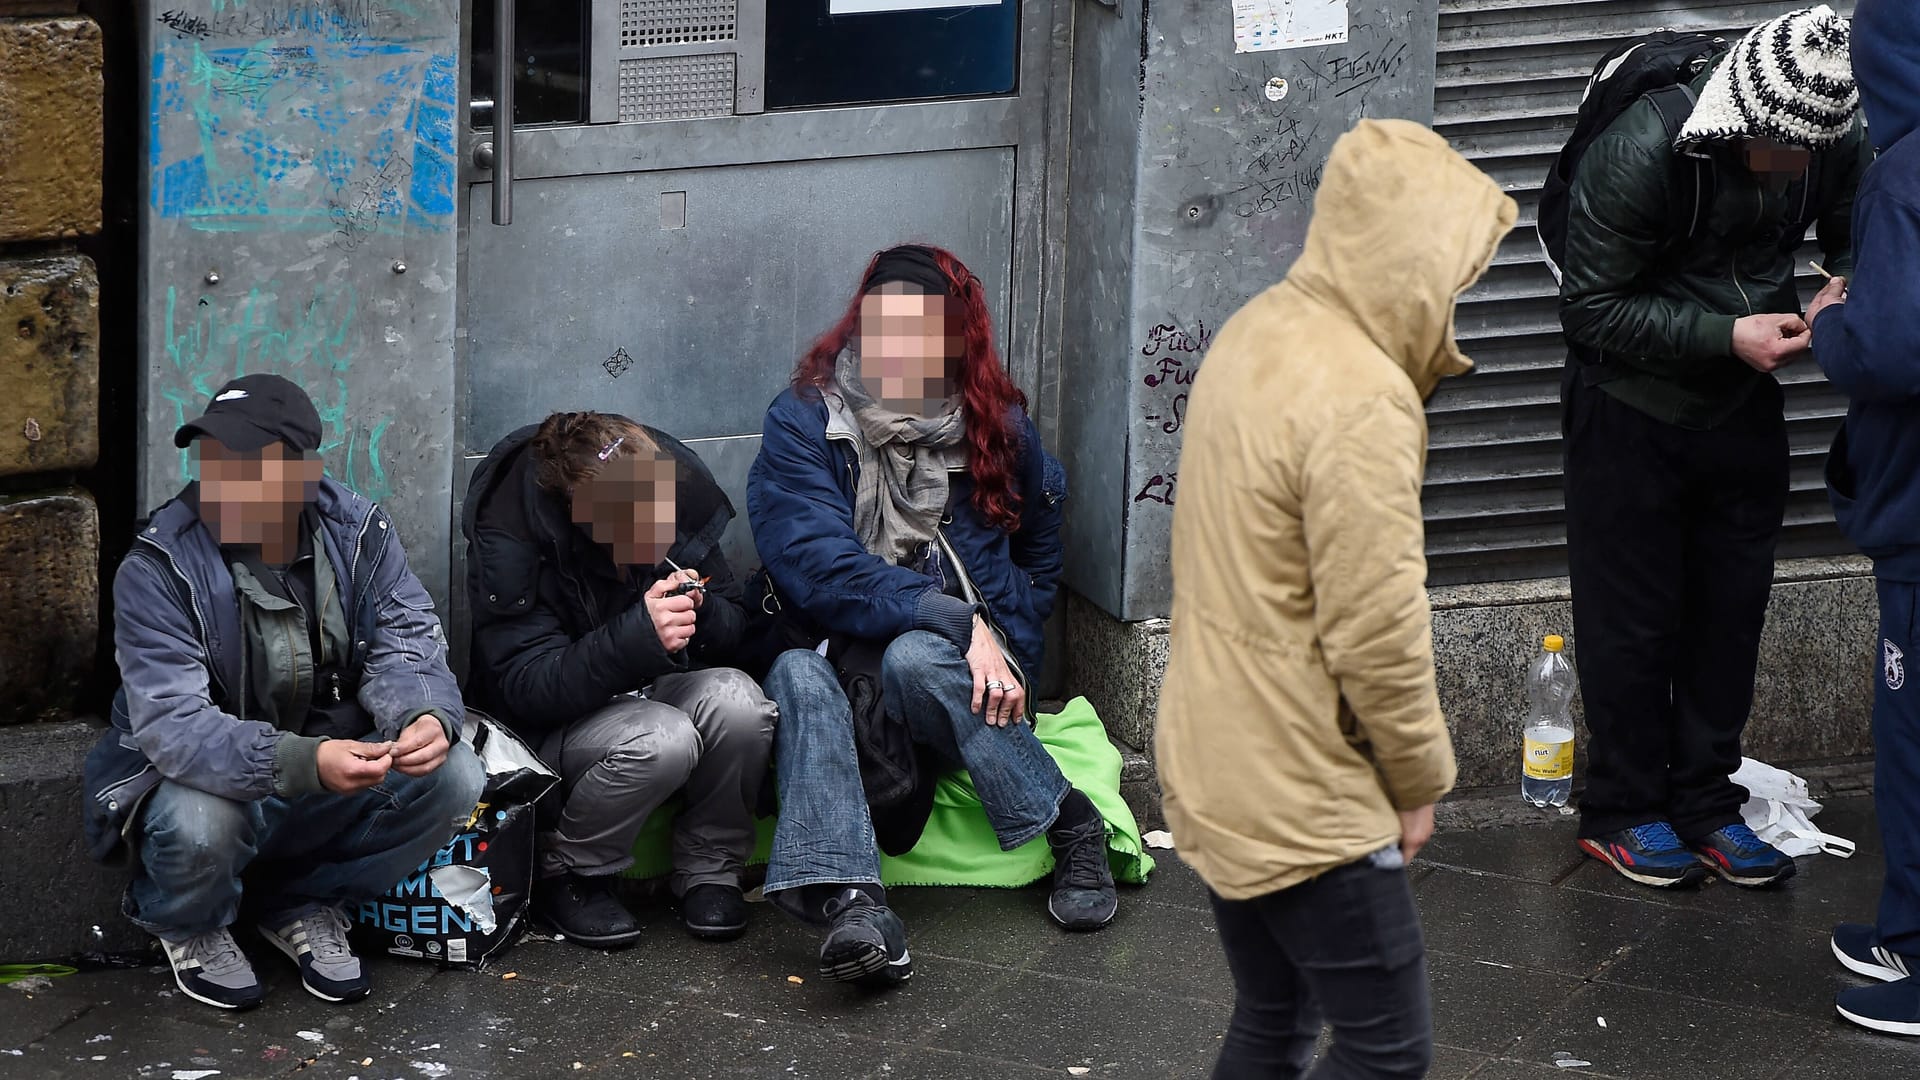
[793,245,1028,533]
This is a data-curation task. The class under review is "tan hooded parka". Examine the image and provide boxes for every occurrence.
[1155,119,1518,900]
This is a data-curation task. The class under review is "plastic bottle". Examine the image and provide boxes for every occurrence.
[1521,634,1577,808]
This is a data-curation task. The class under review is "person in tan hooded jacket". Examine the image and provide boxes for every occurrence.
[1156,118,1516,1078]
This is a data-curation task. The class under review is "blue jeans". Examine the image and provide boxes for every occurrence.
[126,744,486,941]
[761,631,1070,899]
[1208,854,1432,1079]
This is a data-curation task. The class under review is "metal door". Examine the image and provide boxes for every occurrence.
[452,0,1063,649]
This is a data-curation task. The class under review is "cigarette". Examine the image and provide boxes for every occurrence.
[1809,261,1833,279]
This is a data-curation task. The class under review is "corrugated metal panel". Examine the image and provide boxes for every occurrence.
[1427,0,1857,585]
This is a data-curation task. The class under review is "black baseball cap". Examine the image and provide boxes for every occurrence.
[174,374,324,454]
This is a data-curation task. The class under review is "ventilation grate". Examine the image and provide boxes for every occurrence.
[620,0,737,48]
[617,54,737,122]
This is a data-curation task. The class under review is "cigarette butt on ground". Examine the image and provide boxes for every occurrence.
[787,975,804,985]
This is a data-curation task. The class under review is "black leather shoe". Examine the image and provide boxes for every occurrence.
[681,883,748,942]
[535,873,643,948]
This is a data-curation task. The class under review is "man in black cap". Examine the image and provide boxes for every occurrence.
[82,373,484,1011]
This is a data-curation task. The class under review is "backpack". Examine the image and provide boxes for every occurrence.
[1537,31,1730,285]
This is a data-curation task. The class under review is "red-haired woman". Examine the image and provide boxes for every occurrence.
[746,244,1114,988]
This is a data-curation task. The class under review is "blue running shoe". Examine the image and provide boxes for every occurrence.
[1833,923,1920,983]
[1689,824,1796,888]
[1838,975,1920,1036]
[1578,822,1709,888]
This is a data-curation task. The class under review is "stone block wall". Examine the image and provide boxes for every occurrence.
[0,13,104,724]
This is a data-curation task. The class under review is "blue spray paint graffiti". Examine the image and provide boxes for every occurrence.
[161,283,393,500]
[148,35,455,240]
[148,5,456,499]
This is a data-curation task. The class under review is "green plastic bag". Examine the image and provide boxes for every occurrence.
[620,696,1154,888]
[0,964,77,986]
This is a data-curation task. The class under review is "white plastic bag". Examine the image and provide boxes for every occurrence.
[1730,757,1855,859]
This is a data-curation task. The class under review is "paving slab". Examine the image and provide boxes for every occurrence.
[12,810,1917,1079]
[1512,982,1828,1080]
[1416,867,1660,979]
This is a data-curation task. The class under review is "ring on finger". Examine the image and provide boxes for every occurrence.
[985,680,1008,691]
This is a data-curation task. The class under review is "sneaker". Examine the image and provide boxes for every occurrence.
[1833,923,1920,982]
[159,927,264,1011]
[1838,975,1920,1036]
[1047,794,1119,931]
[535,872,644,948]
[258,906,370,1003]
[681,883,748,942]
[1577,822,1710,888]
[1689,824,1796,888]
[819,888,912,987]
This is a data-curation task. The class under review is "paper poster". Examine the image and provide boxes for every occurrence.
[830,0,1002,12]
[1233,0,1350,53]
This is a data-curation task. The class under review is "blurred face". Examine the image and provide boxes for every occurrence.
[856,283,960,417]
[197,440,323,547]
[572,452,677,567]
[1744,137,1811,182]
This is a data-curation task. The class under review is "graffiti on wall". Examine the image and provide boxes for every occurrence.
[148,2,456,498]
[159,282,393,498]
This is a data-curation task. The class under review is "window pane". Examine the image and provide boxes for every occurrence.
[766,2,1019,110]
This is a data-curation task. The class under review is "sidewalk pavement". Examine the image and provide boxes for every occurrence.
[4,794,1915,1079]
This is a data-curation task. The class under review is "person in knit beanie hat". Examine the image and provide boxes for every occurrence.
[1676,4,1858,150]
[1556,10,1871,897]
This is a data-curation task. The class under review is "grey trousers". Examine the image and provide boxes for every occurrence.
[537,667,777,894]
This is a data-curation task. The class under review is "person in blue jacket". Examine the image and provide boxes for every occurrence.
[746,244,1114,989]
[81,375,484,1011]
[1805,0,1920,1037]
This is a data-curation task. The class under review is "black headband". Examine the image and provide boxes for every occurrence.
[862,245,952,297]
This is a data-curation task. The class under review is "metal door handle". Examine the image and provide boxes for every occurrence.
[490,0,515,225]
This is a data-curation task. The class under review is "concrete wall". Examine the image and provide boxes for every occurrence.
[1072,561,1879,811]
[1061,0,1441,622]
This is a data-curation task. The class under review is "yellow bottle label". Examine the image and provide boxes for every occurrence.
[1524,735,1574,780]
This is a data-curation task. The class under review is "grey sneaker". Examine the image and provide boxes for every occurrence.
[160,927,264,1010]
[259,905,370,1003]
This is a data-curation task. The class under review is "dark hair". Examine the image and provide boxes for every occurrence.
[528,411,658,492]
[793,245,1028,532]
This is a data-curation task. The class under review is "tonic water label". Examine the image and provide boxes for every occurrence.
[1524,734,1574,780]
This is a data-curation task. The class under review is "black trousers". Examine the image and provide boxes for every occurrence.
[1563,375,1787,841]
[1207,856,1432,1080]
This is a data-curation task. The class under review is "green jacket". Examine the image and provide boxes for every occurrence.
[1560,74,1871,429]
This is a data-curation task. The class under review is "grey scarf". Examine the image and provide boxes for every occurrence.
[831,350,967,566]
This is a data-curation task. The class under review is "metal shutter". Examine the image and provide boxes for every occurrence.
[1426,0,1857,586]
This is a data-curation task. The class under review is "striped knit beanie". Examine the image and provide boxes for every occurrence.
[1677,5,1858,149]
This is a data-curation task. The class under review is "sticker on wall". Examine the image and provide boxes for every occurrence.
[829,0,1003,11]
[1233,0,1349,53]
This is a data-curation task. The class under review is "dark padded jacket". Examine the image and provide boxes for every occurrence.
[463,422,749,740]
[746,388,1067,685]
[1560,62,1871,430]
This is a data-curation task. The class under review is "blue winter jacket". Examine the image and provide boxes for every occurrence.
[747,388,1068,683]
[82,477,465,862]
[1813,0,1920,581]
